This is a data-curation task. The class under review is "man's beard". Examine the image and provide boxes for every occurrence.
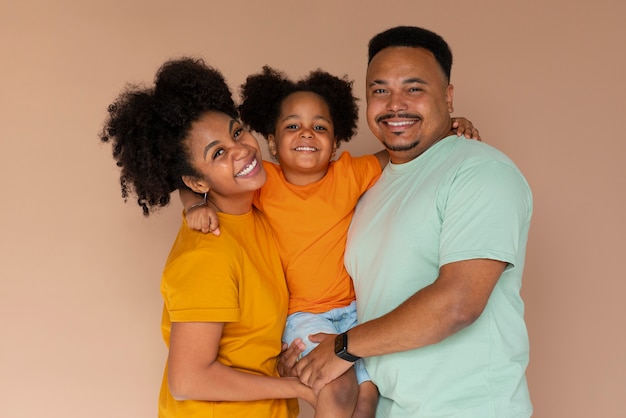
[383,136,420,152]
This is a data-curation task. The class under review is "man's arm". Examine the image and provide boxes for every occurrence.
[295,258,506,393]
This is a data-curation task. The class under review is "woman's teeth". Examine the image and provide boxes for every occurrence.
[235,158,257,177]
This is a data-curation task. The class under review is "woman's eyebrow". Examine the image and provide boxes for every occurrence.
[203,140,219,160]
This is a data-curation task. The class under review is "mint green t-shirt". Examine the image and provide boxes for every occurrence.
[345,136,533,418]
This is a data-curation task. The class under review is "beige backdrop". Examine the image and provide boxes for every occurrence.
[1,1,624,417]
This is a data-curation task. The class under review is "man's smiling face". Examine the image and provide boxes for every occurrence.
[366,46,454,164]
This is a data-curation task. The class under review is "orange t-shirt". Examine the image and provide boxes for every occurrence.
[159,211,297,417]
[254,152,381,314]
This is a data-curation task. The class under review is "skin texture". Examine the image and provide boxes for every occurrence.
[292,46,508,395]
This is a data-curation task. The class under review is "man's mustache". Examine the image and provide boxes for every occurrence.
[375,113,421,123]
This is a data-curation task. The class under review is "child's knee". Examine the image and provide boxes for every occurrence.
[325,372,359,407]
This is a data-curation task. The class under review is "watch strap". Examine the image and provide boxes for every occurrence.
[334,332,361,362]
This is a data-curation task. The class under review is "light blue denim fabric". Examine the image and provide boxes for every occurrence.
[283,301,370,384]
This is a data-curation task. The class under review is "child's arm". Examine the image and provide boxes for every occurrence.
[451,116,481,140]
[373,149,390,170]
[277,339,306,378]
[179,189,221,235]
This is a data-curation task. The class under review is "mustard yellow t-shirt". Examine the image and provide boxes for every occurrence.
[158,210,298,418]
[255,152,381,314]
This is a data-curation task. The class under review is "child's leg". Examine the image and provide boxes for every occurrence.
[283,308,360,417]
[314,367,359,418]
[334,302,379,418]
[352,381,379,418]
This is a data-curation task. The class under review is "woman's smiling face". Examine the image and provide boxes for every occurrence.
[184,111,266,213]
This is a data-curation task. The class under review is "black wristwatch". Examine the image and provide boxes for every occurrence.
[334,332,361,362]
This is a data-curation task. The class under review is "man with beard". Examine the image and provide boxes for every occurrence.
[294,26,533,418]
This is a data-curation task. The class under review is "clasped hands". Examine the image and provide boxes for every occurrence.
[278,333,355,394]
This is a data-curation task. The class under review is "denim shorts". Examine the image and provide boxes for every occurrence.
[283,301,371,384]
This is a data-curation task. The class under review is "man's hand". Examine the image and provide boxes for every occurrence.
[294,333,353,394]
[277,338,306,377]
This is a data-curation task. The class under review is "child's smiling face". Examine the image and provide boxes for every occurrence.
[268,91,337,186]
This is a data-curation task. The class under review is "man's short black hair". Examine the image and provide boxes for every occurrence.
[368,26,453,81]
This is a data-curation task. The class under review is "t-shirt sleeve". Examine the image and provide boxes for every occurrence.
[340,152,382,193]
[439,160,533,268]
[162,249,241,323]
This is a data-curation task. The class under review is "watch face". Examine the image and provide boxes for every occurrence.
[334,334,344,353]
[334,333,359,362]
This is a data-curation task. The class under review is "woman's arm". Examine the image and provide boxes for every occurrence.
[167,321,316,406]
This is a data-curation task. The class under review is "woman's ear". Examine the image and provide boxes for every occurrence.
[182,175,210,194]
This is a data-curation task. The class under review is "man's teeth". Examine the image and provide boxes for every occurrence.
[386,121,415,127]
[235,158,257,177]
[295,146,316,151]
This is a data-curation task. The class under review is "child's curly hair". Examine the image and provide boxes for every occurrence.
[100,57,237,216]
[238,66,358,146]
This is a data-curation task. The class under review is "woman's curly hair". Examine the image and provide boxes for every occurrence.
[100,58,237,216]
[238,66,358,146]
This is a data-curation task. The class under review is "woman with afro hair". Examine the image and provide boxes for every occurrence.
[181,65,480,418]
[101,58,315,418]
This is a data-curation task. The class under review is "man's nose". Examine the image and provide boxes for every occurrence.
[387,92,407,112]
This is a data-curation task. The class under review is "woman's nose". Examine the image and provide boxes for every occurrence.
[231,142,251,159]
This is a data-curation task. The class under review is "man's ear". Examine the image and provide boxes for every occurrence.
[446,84,454,113]
[182,175,210,194]
[268,134,278,158]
